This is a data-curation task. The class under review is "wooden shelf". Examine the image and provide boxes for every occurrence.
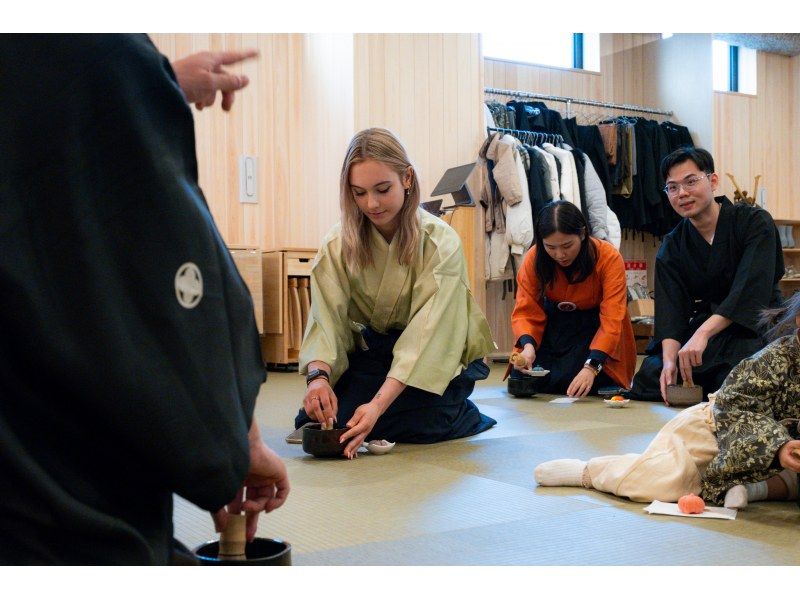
[779,277,800,284]
[261,248,317,365]
[782,249,800,254]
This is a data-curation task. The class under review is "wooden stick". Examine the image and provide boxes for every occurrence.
[218,513,247,561]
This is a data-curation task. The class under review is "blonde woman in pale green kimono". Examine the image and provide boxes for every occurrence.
[294,128,497,459]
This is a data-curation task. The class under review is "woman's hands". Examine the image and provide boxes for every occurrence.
[338,377,406,459]
[514,343,536,371]
[339,402,384,459]
[303,378,338,424]
[567,366,596,398]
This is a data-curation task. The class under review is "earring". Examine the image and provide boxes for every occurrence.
[405,188,410,197]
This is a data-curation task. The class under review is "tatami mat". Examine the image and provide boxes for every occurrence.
[173,364,800,565]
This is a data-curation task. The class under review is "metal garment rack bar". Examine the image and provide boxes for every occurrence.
[486,127,563,144]
[485,86,674,117]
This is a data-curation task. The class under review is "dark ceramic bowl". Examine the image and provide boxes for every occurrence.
[194,538,291,565]
[666,384,703,407]
[302,422,347,457]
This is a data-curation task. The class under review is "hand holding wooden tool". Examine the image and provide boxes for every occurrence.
[218,489,247,561]
[509,352,527,368]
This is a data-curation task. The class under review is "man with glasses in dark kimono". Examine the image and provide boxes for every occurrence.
[627,147,784,404]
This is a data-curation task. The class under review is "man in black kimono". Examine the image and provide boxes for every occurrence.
[0,35,288,564]
[627,147,784,403]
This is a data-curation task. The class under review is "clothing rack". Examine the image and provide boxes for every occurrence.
[485,86,674,118]
[487,126,564,144]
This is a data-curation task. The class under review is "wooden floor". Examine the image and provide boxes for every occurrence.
[173,364,800,566]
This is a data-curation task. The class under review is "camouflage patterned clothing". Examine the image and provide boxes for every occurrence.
[485,101,516,130]
[701,333,800,503]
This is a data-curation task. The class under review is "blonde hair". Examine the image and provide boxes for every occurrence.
[339,128,421,271]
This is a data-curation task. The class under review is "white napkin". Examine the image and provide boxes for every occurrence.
[644,500,737,520]
[549,396,582,404]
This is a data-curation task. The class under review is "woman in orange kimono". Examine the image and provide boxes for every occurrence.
[508,200,636,397]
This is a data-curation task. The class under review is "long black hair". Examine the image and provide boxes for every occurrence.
[533,200,597,301]
[760,291,800,342]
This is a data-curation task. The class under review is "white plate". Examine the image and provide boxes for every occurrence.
[603,398,630,408]
[362,440,395,455]
[520,368,550,377]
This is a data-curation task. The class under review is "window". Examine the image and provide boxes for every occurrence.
[483,33,600,72]
[713,39,756,94]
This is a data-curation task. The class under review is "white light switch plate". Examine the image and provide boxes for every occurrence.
[239,155,258,204]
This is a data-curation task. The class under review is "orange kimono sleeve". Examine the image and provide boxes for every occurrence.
[511,247,547,349]
[590,242,629,355]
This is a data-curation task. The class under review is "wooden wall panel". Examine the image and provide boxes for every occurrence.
[149,33,352,252]
[355,34,484,202]
[713,51,798,220]
[794,56,800,212]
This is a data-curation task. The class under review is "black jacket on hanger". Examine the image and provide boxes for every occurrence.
[525,146,551,217]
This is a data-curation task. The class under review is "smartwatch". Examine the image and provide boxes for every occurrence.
[306,368,330,386]
[583,358,603,376]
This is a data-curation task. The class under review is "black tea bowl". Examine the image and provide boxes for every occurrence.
[302,423,347,457]
[194,538,291,565]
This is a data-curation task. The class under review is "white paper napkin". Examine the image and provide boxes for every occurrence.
[549,396,582,404]
[644,500,737,520]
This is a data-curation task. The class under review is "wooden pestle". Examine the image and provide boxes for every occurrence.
[298,277,311,335]
[288,277,303,351]
[218,513,247,561]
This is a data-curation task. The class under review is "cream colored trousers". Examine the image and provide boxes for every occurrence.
[587,402,719,503]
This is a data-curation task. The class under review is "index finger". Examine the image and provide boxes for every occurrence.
[339,424,358,444]
[245,511,260,542]
[325,387,339,418]
[680,362,694,387]
[214,49,259,65]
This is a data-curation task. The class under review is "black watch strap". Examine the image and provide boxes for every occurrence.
[306,368,330,386]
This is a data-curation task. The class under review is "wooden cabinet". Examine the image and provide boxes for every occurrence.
[774,219,800,298]
[228,246,264,334]
[261,248,317,366]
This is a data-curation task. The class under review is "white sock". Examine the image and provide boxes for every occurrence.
[778,469,799,500]
[723,485,748,509]
[746,480,769,502]
[534,459,588,487]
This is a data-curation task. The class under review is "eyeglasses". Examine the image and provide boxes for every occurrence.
[663,174,710,197]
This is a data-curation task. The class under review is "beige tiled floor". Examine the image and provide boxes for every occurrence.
[174,364,800,565]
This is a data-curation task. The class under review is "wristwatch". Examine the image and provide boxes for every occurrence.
[306,368,330,386]
[583,358,603,376]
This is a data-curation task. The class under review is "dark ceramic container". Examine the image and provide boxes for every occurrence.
[194,538,292,565]
[302,422,347,457]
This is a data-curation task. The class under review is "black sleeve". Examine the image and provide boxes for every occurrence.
[716,208,782,333]
[0,35,262,512]
[653,234,693,344]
